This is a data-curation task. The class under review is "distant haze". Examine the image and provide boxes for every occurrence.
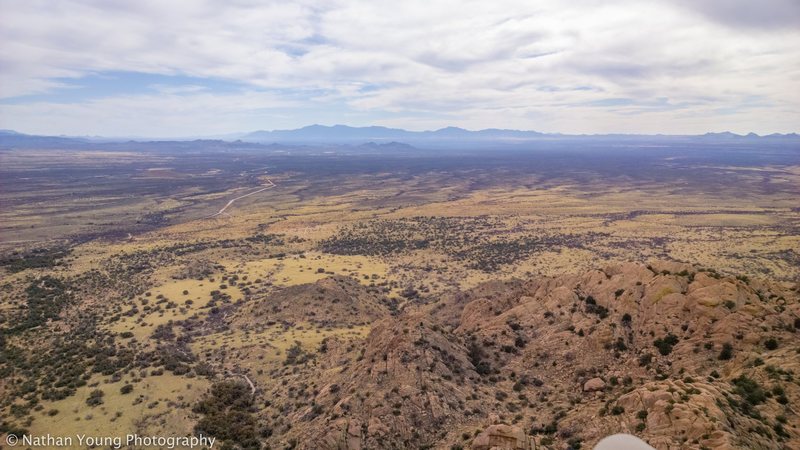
[3,125,798,150]
[0,0,798,137]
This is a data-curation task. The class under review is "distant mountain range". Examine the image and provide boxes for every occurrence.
[241,125,548,144]
[241,125,800,146]
[1,126,799,149]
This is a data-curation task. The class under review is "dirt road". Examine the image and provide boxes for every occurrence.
[209,179,276,218]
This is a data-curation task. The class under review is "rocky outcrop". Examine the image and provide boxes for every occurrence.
[583,377,606,392]
[254,263,799,450]
[472,424,532,450]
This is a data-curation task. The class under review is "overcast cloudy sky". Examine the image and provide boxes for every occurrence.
[1,0,798,137]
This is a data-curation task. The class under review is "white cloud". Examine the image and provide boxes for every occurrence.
[0,0,798,135]
[0,90,307,137]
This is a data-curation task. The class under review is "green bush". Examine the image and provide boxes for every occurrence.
[194,381,261,450]
[653,333,679,356]
[764,338,778,350]
[732,375,766,406]
[86,389,104,407]
[718,343,733,360]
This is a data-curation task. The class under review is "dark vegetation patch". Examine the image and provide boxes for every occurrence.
[1,316,132,410]
[582,295,609,319]
[5,276,73,334]
[319,217,594,272]
[110,233,289,270]
[653,333,680,356]
[468,340,492,376]
[193,381,262,450]
[729,375,768,416]
[0,247,71,273]
[284,342,313,366]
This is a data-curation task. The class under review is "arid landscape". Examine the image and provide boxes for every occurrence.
[3,0,800,448]
[1,134,798,449]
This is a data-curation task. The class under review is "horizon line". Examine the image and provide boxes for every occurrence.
[3,124,799,141]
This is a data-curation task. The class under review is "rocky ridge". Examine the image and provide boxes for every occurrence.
[228,261,799,449]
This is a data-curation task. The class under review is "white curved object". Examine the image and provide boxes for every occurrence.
[594,434,656,450]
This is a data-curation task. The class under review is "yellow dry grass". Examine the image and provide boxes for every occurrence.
[27,373,209,447]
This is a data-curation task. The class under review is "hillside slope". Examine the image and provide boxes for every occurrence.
[254,261,799,449]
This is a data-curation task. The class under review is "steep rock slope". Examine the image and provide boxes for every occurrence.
[245,262,799,450]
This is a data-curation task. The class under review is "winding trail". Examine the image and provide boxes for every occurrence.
[208,178,276,218]
[241,374,256,395]
[224,370,257,395]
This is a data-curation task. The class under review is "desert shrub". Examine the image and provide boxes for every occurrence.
[151,323,175,341]
[653,333,680,356]
[723,300,736,310]
[585,303,609,319]
[718,343,733,360]
[501,345,518,354]
[531,420,558,435]
[567,437,582,450]
[732,375,766,407]
[468,342,492,376]
[86,389,104,406]
[194,362,215,377]
[194,381,261,450]
[284,342,312,365]
[736,275,749,284]
[159,345,195,374]
[774,423,789,439]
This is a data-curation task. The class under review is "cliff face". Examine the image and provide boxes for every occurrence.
[257,261,799,450]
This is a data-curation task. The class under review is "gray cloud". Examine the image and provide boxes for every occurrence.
[669,0,800,29]
[0,0,798,135]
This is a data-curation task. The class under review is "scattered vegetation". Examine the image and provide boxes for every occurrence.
[0,247,71,273]
[194,381,261,450]
[319,217,590,272]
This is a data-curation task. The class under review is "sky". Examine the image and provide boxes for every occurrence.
[0,0,799,137]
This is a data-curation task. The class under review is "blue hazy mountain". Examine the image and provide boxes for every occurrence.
[241,124,547,145]
[1,126,798,150]
[242,125,799,146]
